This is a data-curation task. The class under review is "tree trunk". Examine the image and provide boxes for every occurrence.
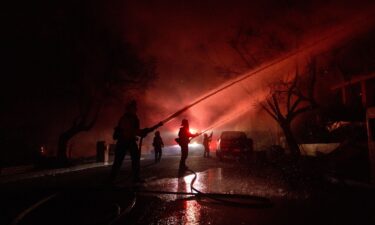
[57,129,78,164]
[280,122,300,159]
[57,135,68,161]
[56,104,100,164]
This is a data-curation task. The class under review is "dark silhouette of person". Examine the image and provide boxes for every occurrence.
[203,132,213,158]
[177,119,198,171]
[109,100,162,183]
[152,131,164,163]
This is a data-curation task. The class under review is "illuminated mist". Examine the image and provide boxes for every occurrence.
[130,5,375,152]
[67,1,375,156]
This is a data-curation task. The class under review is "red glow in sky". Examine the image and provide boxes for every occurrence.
[4,0,375,158]
[129,2,373,152]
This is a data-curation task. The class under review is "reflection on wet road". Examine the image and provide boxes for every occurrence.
[140,167,301,225]
[142,167,297,201]
[181,175,201,224]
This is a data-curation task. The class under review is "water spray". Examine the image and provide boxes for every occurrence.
[155,11,375,128]
[190,104,253,141]
[142,11,375,150]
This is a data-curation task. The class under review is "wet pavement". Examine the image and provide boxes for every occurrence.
[135,166,375,225]
[141,168,290,201]
[1,145,375,225]
[0,162,112,184]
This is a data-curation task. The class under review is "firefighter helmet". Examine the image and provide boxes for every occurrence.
[181,119,189,127]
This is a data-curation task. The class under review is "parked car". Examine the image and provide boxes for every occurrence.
[216,131,253,161]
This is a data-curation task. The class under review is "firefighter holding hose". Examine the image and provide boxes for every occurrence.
[203,132,213,158]
[177,119,199,171]
[109,100,162,183]
[152,131,164,163]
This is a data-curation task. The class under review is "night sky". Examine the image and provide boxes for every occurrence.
[1,0,375,162]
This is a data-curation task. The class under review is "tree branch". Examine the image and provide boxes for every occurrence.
[287,74,298,112]
[289,95,302,113]
[271,93,283,119]
[266,98,278,117]
[260,102,278,121]
[83,103,101,131]
[289,104,315,121]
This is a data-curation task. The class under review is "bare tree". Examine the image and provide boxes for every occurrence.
[57,100,100,161]
[259,59,318,158]
[218,24,320,158]
[212,23,319,158]
[56,40,157,163]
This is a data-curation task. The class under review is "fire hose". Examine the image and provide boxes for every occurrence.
[106,172,273,225]
[13,12,375,223]
[139,8,375,149]
[107,169,273,225]
[187,169,273,208]
[132,170,273,208]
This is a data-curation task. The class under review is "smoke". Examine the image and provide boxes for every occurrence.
[111,0,375,150]
[64,0,375,157]
[6,0,374,159]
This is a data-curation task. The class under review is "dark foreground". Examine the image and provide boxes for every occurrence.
[1,147,375,225]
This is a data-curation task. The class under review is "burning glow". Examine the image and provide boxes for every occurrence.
[138,7,375,152]
[189,128,198,134]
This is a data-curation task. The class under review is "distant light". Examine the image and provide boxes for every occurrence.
[40,146,46,155]
[189,142,201,149]
[189,128,198,134]
[183,173,195,183]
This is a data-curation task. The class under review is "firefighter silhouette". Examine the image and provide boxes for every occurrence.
[203,132,213,158]
[152,131,164,163]
[109,100,162,183]
[177,119,198,170]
